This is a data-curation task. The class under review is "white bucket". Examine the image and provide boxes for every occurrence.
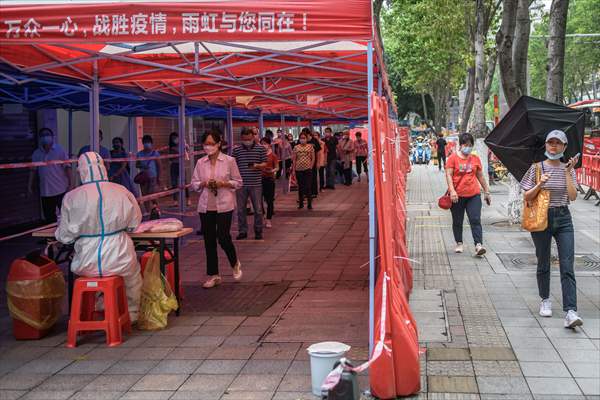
[307,341,351,396]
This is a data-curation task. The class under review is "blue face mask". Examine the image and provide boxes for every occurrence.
[461,146,472,155]
[545,150,563,160]
[143,143,152,150]
[40,136,53,146]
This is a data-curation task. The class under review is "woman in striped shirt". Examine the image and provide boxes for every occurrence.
[520,130,582,329]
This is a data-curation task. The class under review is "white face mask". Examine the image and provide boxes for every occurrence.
[299,138,307,144]
[242,140,253,147]
[204,144,219,155]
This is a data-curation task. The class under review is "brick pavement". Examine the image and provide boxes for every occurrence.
[1,164,598,400]
[407,164,600,400]
[0,181,370,400]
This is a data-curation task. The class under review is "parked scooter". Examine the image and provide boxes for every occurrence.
[411,137,431,165]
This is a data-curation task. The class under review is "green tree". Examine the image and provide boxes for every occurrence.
[382,0,471,131]
[529,0,600,102]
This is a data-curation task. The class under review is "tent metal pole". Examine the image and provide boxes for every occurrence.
[227,105,233,156]
[366,41,375,358]
[89,61,100,153]
[178,95,186,215]
[68,109,73,158]
[128,116,136,179]
[258,109,264,138]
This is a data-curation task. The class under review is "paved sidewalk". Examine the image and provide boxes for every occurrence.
[0,182,370,400]
[1,164,598,400]
[407,164,600,400]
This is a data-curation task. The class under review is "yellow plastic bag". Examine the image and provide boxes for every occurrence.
[6,271,66,330]
[137,250,178,330]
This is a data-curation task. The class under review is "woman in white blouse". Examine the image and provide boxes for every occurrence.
[191,130,243,288]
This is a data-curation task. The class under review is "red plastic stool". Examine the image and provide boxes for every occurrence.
[67,276,131,348]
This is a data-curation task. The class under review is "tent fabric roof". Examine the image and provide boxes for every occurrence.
[0,1,393,120]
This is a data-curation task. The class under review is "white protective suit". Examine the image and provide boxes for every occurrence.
[56,152,143,321]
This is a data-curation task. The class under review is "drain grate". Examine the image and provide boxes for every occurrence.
[496,253,600,272]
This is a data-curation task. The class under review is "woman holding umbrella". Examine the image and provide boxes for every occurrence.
[445,133,491,256]
[520,130,582,328]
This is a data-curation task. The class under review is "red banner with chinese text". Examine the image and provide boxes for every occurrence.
[0,1,372,43]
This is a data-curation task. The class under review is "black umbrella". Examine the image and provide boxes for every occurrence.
[484,95,585,181]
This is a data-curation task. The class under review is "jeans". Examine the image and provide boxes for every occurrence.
[262,177,275,220]
[343,163,353,185]
[296,169,312,206]
[236,186,263,235]
[199,211,238,276]
[41,193,65,224]
[319,166,326,190]
[140,177,158,212]
[356,156,368,177]
[326,159,337,188]
[311,167,318,196]
[276,159,292,179]
[450,194,482,245]
[437,151,446,170]
[531,207,577,311]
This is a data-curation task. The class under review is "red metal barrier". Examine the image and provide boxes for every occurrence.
[369,93,420,398]
[577,154,600,191]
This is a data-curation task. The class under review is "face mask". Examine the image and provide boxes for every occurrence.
[40,136,53,146]
[143,143,152,150]
[242,140,253,147]
[299,138,307,144]
[461,146,472,155]
[172,138,179,145]
[113,144,121,150]
[545,150,563,160]
[204,144,219,155]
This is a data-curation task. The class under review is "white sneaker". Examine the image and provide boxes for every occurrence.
[202,275,221,289]
[265,220,272,228]
[232,261,243,281]
[455,243,464,253]
[475,243,486,257]
[539,298,552,317]
[564,310,583,329]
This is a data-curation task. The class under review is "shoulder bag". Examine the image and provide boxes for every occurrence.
[521,163,550,232]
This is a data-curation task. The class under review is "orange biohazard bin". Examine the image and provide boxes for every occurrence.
[6,253,66,340]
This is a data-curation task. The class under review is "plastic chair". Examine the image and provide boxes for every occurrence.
[66,276,131,348]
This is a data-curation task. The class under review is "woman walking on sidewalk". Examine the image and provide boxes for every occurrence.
[520,130,583,328]
[260,137,279,228]
[191,129,243,289]
[445,133,491,257]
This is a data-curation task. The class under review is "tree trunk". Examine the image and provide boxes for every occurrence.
[460,66,475,133]
[421,92,429,121]
[484,50,498,103]
[373,0,384,47]
[513,0,531,95]
[496,0,521,107]
[545,0,570,104]
[432,84,448,134]
[473,0,487,138]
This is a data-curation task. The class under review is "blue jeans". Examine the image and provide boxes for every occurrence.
[531,207,577,311]
[326,159,337,188]
[450,194,483,245]
[236,186,263,235]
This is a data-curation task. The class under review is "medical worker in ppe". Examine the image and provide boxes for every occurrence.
[56,152,143,321]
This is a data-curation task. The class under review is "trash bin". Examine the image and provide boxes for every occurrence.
[307,341,351,396]
[6,252,66,339]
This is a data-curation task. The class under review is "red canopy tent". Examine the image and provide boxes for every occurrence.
[0,2,418,397]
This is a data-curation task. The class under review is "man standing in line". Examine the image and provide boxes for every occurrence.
[232,128,268,240]
[340,130,355,186]
[29,127,71,224]
[323,127,338,189]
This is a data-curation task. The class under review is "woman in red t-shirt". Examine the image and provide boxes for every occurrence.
[445,133,491,256]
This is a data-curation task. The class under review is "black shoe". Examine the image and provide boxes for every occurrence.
[298,203,304,209]
[246,208,254,216]
[307,204,313,210]
[236,233,247,240]
[255,233,263,240]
